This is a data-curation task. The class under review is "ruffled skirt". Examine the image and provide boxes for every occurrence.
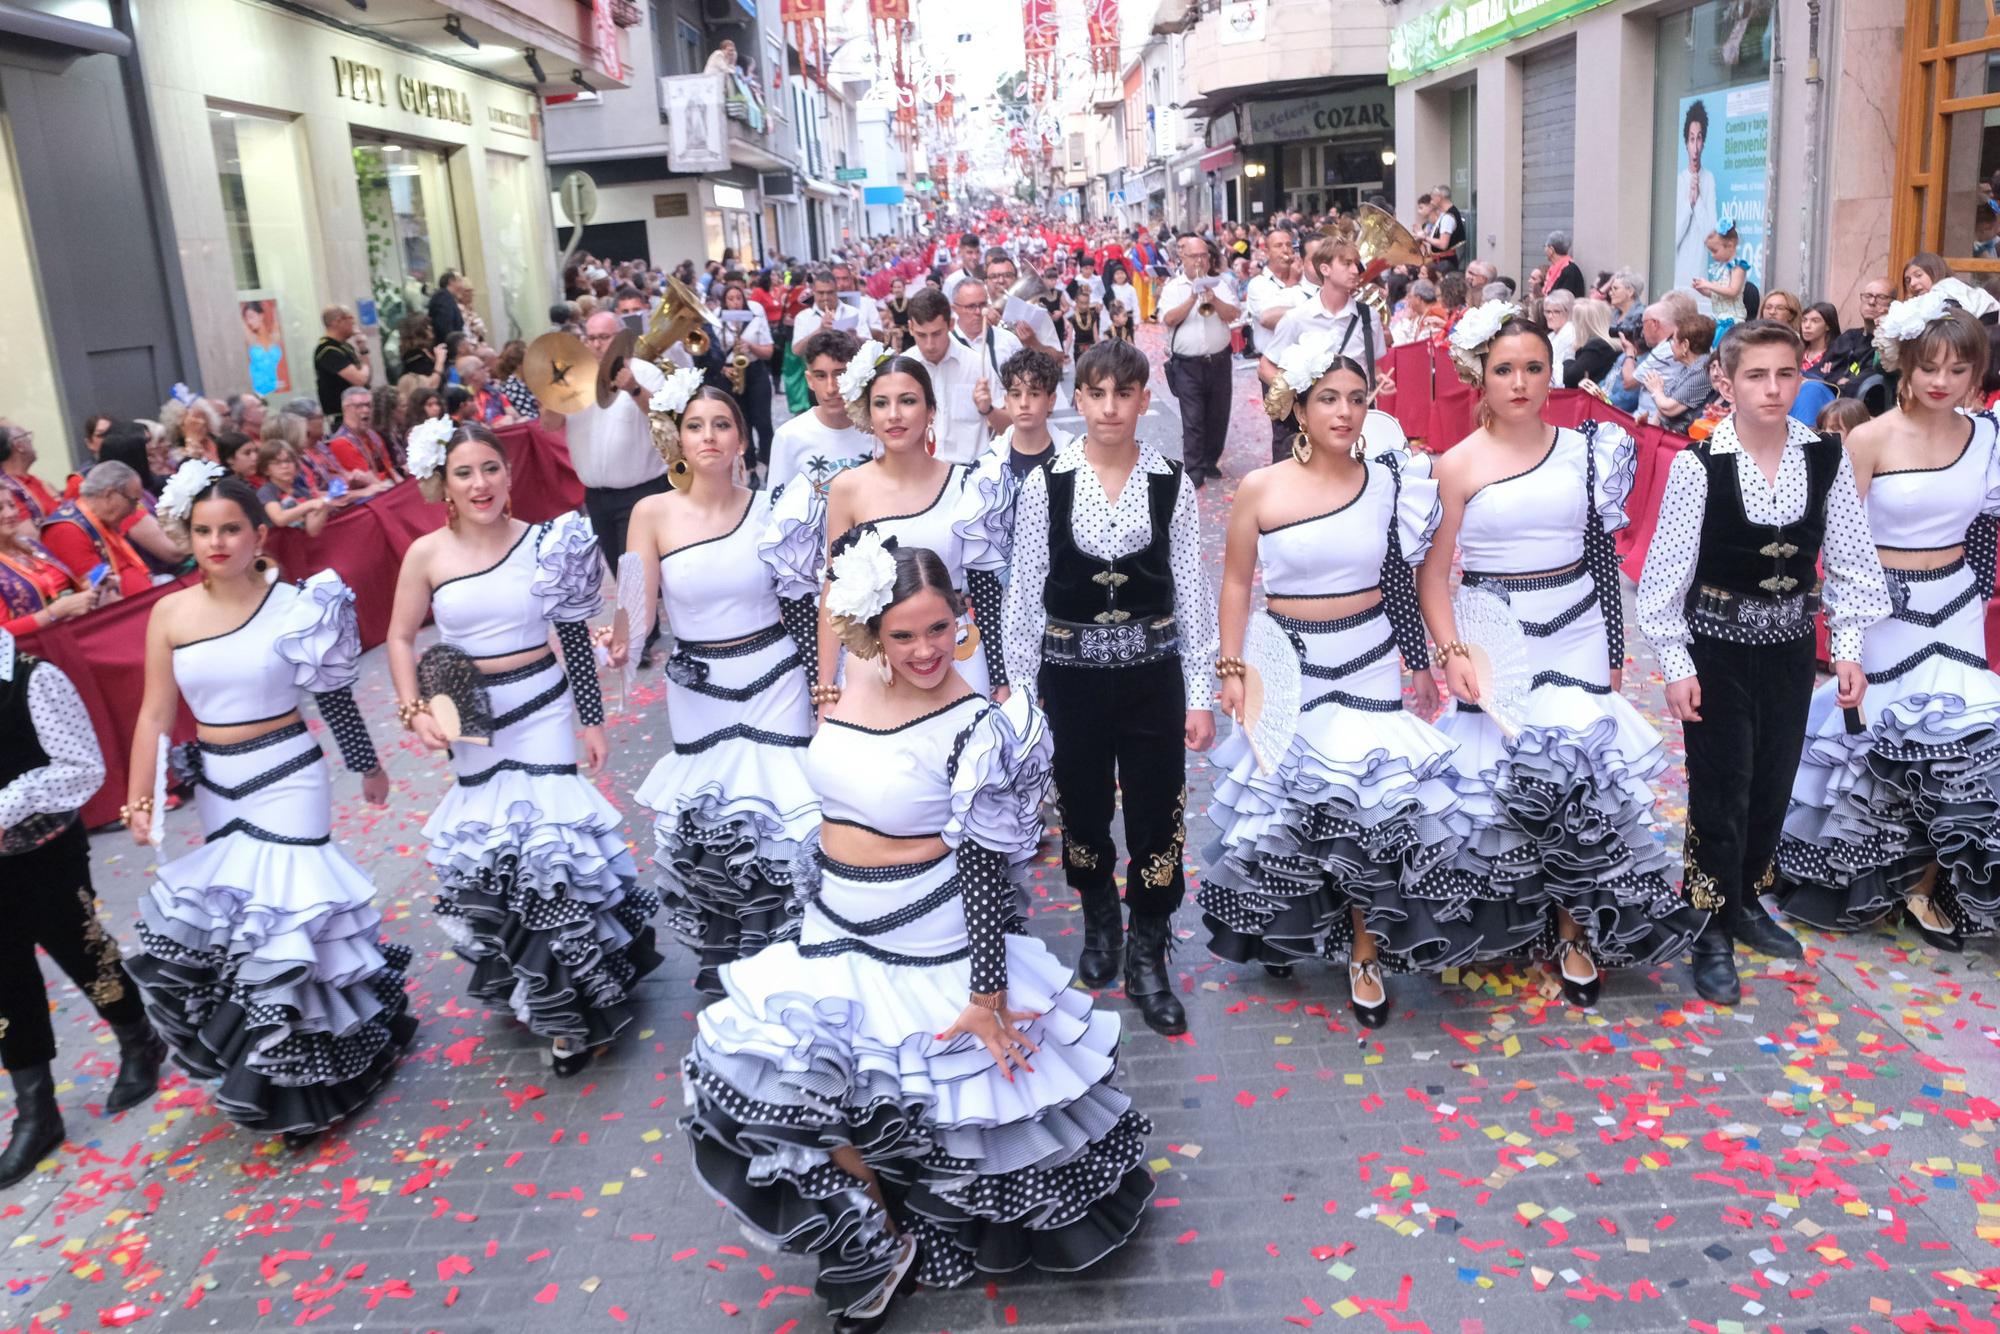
[1778,560,2000,934]
[128,723,413,1133]
[423,653,659,1045]
[634,625,818,991]
[682,848,1152,1317]
[1198,606,1497,971]
[1432,571,1704,966]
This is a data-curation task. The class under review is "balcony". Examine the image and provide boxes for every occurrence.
[280,0,631,92]
[1179,0,1386,114]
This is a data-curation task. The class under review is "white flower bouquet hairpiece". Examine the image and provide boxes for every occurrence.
[836,340,894,429]
[158,459,227,524]
[647,365,708,418]
[1447,300,1522,386]
[1873,289,1952,371]
[825,527,899,653]
[405,417,455,482]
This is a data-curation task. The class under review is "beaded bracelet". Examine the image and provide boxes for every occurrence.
[119,796,154,823]
[396,698,430,730]
[968,990,1006,1013]
[1214,656,1248,680]
[1437,641,1472,662]
[809,682,842,707]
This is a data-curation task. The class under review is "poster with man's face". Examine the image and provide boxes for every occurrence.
[1672,84,1768,306]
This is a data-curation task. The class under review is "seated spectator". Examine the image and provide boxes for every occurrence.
[1545,290,1578,382]
[0,422,57,522]
[217,429,261,484]
[40,461,152,596]
[494,340,540,420]
[443,385,478,423]
[1390,279,1445,346]
[1759,290,1801,328]
[372,384,407,471]
[1640,311,1717,432]
[405,386,444,427]
[256,441,332,535]
[164,397,222,465]
[279,397,344,490]
[457,354,517,427]
[328,386,400,486]
[0,488,106,635]
[79,413,114,464]
[1562,297,1619,390]
[89,424,186,576]
[226,392,266,438]
[1800,301,1841,377]
[1815,396,1873,437]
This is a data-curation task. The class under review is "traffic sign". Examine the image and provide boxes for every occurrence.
[558,170,598,227]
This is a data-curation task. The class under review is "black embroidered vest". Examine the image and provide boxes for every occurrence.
[1685,433,1841,609]
[1042,463,1178,624]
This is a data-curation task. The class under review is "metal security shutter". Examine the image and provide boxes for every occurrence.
[1519,40,1577,282]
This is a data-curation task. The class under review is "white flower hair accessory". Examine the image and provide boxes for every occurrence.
[648,365,707,418]
[158,459,227,524]
[837,340,894,427]
[1447,300,1522,386]
[1873,289,1952,371]
[1264,331,1355,422]
[405,417,455,482]
[824,527,899,649]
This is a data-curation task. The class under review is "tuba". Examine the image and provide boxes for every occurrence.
[1338,204,1429,327]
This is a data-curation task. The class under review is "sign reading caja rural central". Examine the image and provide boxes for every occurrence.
[1388,0,1618,84]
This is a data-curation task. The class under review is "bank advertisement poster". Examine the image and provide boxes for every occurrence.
[1672,81,1769,302]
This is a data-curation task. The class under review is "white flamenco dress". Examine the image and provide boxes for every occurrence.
[129,573,414,1134]
[421,512,659,1046]
[681,692,1152,1320]
[1779,411,2000,935]
[1433,424,1707,964]
[632,490,819,994]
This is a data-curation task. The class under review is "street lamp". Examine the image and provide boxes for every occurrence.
[1243,160,1266,179]
[1380,148,1397,167]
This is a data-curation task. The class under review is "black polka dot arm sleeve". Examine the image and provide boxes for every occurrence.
[777,594,819,683]
[555,620,606,727]
[1376,456,1431,672]
[1580,426,1627,673]
[311,687,380,774]
[1970,514,2000,603]
[966,569,1010,688]
[957,840,1012,995]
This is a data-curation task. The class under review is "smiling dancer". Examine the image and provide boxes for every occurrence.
[625,379,818,995]
[387,422,657,1076]
[1199,332,1485,1024]
[126,462,411,1145]
[1003,339,1218,1037]
[1422,308,1706,1007]
[1763,304,1991,946]
[682,543,1152,1334]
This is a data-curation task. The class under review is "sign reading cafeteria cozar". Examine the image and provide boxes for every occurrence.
[1388,0,1619,84]
[1242,88,1394,145]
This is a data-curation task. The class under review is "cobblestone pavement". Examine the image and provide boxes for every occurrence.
[6,329,2000,1333]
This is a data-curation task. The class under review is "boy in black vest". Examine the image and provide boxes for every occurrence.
[1638,320,1890,1004]
[1001,340,1217,1035]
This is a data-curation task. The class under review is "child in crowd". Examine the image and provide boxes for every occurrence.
[255,441,331,534]
[991,349,1071,483]
[218,431,261,485]
[1107,296,1135,343]
[444,386,478,424]
[1814,396,1872,438]
[1695,221,1750,333]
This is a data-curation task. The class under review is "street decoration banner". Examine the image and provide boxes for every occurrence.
[1024,0,1058,102]
[591,0,625,84]
[663,74,730,174]
[1671,81,1770,297]
[1388,0,1617,84]
[1088,0,1119,75]
[782,0,827,87]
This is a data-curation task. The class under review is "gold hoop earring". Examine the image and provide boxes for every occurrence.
[1291,431,1313,465]
[445,496,459,527]
[876,650,894,684]
[667,457,693,492]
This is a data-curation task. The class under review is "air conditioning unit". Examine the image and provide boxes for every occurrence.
[760,170,799,200]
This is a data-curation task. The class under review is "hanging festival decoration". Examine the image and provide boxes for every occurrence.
[780,0,827,88]
[1087,0,1119,76]
[868,0,909,93]
[1023,0,1059,103]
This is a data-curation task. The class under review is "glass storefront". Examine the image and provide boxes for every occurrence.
[1649,0,1773,300]
[705,183,756,264]
[352,135,462,350]
[1449,86,1478,261]
[483,148,547,345]
[1280,141,1387,218]
[211,107,318,398]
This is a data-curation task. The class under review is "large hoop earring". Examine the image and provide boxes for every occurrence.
[445,496,459,528]
[875,650,894,684]
[924,424,937,457]
[1291,431,1313,466]
[667,457,693,491]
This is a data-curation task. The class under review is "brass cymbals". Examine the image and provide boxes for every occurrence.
[522,332,598,414]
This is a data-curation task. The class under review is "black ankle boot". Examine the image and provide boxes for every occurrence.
[1690,922,1741,1005]
[1124,913,1187,1036]
[1731,906,1805,960]
[0,1064,65,1190]
[104,1020,165,1116]
[1076,889,1125,989]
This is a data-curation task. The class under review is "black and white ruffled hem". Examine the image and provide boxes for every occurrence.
[658,810,803,991]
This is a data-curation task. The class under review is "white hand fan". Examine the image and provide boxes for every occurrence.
[626,357,667,396]
[1238,612,1302,776]
[614,552,650,702]
[1451,583,1532,738]
[149,735,168,847]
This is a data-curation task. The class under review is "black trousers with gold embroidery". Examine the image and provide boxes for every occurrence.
[0,820,144,1070]
[1681,634,1818,920]
[1040,656,1189,917]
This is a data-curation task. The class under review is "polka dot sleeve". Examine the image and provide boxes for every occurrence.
[1375,456,1431,673]
[312,686,379,774]
[957,841,1013,995]
[1579,424,1628,673]
[0,660,105,829]
[555,620,605,727]
[776,595,819,686]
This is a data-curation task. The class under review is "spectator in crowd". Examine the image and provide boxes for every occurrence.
[1799,301,1840,375]
[0,424,56,522]
[1390,278,1445,346]
[165,398,222,464]
[1481,281,1512,307]
[280,397,345,489]
[1544,289,1578,381]
[1904,251,1948,297]
[1563,297,1619,390]
[406,386,445,426]
[40,461,151,596]
[93,424,186,575]
[494,340,540,421]
[549,301,582,337]
[256,441,332,535]
[1640,311,1717,431]
[0,487,105,634]
[1542,231,1586,297]
[1464,259,1498,304]
[1436,272,1469,327]
[217,430,261,484]
[443,385,477,423]
[225,393,265,439]
[1759,290,1801,328]
[455,355,517,428]
[427,270,469,342]
[393,313,447,385]
[314,305,372,415]
[1821,278,1892,392]
[329,386,401,485]
[1814,395,1872,438]
[79,413,113,464]
[1604,268,1645,324]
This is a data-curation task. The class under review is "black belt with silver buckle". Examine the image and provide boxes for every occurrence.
[1043,614,1180,667]
[1689,583,1820,642]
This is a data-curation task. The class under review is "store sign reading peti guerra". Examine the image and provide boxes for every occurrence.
[1242,88,1393,145]
[332,57,474,126]
[1389,0,1616,83]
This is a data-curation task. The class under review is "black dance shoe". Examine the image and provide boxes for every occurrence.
[0,1065,64,1190]
[834,1234,921,1334]
[1262,961,1296,980]
[104,1020,165,1117]
[1904,896,1964,953]
[281,1128,324,1154]
[1689,924,1740,1005]
[1076,890,1125,989]
[1731,908,1805,960]
[1348,961,1389,1028]
[1558,942,1602,1009]
[550,1040,593,1079]
[1125,913,1188,1037]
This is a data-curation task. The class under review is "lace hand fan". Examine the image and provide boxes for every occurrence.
[148,735,168,848]
[1238,612,1302,776]
[614,552,651,700]
[1451,584,1532,738]
[417,644,493,745]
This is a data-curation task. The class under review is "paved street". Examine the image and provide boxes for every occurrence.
[5,331,2000,1334]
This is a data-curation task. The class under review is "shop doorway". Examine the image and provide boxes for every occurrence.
[352,134,463,366]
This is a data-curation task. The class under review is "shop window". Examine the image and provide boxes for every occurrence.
[210,107,318,398]
[1449,85,1477,261]
[352,135,462,365]
[485,149,549,344]
[1894,4,2000,276]
[1648,0,1773,302]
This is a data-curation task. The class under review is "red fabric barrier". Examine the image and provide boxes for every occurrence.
[1376,342,1477,449]
[498,420,587,523]
[263,483,442,645]
[18,575,197,831]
